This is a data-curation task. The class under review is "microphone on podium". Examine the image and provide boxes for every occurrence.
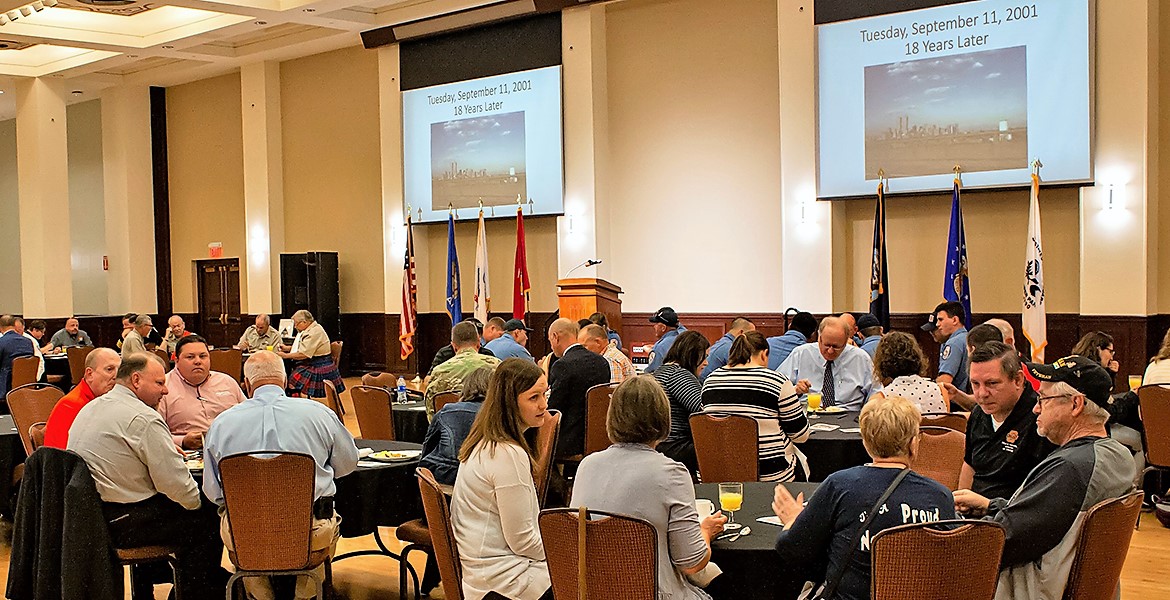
[566,259,603,277]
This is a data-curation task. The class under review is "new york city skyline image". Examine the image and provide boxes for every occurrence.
[864,46,1029,179]
[431,111,527,210]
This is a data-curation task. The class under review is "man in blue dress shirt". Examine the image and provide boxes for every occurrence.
[645,307,686,374]
[0,315,35,398]
[483,318,535,362]
[778,316,875,410]
[922,301,970,393]
[767,312,818,370]
[203,351,359,600]
[857,313,883,357]
[700,317,755,380]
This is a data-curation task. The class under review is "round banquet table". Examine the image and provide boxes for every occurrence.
[335,439,425,538]
[43,353,72,391]
[392,401,429,444]
[800,410,870,482]
[0,415,25,519]
[696,481,819,599]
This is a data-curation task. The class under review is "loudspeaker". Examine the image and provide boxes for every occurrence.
[280,252,340,339]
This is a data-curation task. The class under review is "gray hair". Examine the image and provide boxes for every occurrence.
[292,310,315,324]
[819,316,848,337]
[984,318,1014,342]
[244,351,287,386]
[1048,381,1110,425]
[257,313,271,325]
[134,314,152,327]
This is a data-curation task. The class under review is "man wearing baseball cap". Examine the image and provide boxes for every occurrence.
[856,313,883,357]
[483,318,535,362]
[954,356,1134,600]
[645,307,686,374]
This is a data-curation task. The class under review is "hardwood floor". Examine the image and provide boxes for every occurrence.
[2,378,1167,598]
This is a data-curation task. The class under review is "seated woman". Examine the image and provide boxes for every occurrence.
[701,331,809,482]
[277,309,345,397]
[1077,330,1146,486]
[651,330,711,475]
[451,358,552,600]
[1146,329,1170,384]
[772,395,957,600]
[419,366,493,486]
[571,376,732,599]
[870,332,949,414]
[1072,331,1119,377]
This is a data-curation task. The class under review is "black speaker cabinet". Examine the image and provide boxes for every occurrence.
[280,252,340,339]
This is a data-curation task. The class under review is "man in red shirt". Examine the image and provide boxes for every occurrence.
[44,347,120,449]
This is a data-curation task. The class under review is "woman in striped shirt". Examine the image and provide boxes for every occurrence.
[701,331,809,482]
[652,331,711,476]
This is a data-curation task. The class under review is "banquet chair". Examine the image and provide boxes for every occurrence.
[117,546,182,600]
[220,452,331,600]
[10,356,40,389]
[584,383,618,456]
[690,413,759,483]
[320,380,345,421]
[208,348,243,383]
[152,348,172,369]
[921,412,968,433]
[417,467,465,600]
[7,383,64,455]
[67,345,95,385]
[361,371,397,389]
[871,519,1004,600]
[330,341,344,372]
[913,426,966,490]
[1061,491,1144,600]
[29,422,46,451]
[350,385,395,440]
[539,507,657,600]
[433,391,461,415]
[1137,385,1170,503]
[533,410,562,507]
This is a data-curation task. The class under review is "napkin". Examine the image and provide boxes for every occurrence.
[358,460,384,468]
[809,423,840,432]
[841,427,862,433]
[358,447,374,458]
[756,515,784,526]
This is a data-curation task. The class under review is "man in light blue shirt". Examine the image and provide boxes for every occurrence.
[778,316,875,411]
[483,319,536,362]
[922,301,970,393]
[767,312,818,369]
[857,313,883,358]
[645,307,686,374]
[700,316,755,380]
[203,351,359,600]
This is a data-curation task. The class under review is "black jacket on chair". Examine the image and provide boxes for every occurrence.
[7,447,121,600]
[548,345,611,458]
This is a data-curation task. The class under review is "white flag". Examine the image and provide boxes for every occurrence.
[1022,173,1046,361]
[473,209,491,323]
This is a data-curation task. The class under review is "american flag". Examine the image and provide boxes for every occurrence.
[399,214,418,360]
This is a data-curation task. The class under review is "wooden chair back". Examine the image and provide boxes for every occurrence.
[1137,385,1170,468]
[330,341,344,371]
[7,384,64,455]
[689,413,759,483]
[1061,491,1144,600]
[10,356,40,389]
[208,348,243,383]
[539,507,657,600]
[66,346,95,384]
[320,380,344,421]
[433,391,461,414]
[417,467,464,600]
[584,383,618,456]
[29,422,46,451]
[871,519,1005,600]
[220,452,319,572]
[361,372,397,389]
[533,410,562,507]
[152,348,172,368]
[350,385,394,440]
[913,426,967,490]
[921,412,969,433]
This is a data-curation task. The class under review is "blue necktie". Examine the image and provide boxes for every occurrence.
[823,360,836,407]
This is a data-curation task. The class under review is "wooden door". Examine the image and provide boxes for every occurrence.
[196,258,242,348]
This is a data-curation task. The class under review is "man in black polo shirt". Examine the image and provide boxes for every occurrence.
[959,342,1056,499]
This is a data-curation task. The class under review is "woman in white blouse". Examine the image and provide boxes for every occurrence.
[871,332,950,414]
[451,358,553,600]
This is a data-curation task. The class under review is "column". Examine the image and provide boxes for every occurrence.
[379,44,420,315]
[240,61,285,315]
[17,77,73,317]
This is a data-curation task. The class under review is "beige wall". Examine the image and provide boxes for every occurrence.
[1160,2,1170,314]
[0,119,19,312]
[167,72,247,314]
[281,46,384,313]
[67,100,109,315]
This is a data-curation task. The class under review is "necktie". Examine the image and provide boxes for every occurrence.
[823,360,836,407]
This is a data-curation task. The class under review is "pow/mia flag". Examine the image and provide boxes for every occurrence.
[1022,173,1047,361]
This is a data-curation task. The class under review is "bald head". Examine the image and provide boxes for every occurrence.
[548,318,581,357]
[244,350,287,390]
[984,318,1015,347]
[83,348,121,396]
[839,313,857,337]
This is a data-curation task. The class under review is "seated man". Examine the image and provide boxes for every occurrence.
[203,351,359,600]
[157,335,246,449]
[579,324,636,383]
[427,318,497,377]
[588,312,622,350]
[645,307,687,374]
[419,367,492,486]
[945,323,1006,410]
[954,356,1135,600]
[44,348,120,449]
[547,318,610,458]
[121,314,152,358]
[959,342,1057,500]
[767,312,818,369]
[424,321,500,417]
[856,313,883,357]
[161,315,194,355]
[483,318,536,362]
[49,317,94,350]
[14,318,44,382]
[778,316,875,410]
[236,313,282,352]
[26,320,50,353]
[699,317,755,380]
[68,352,226,598]
[0,314,35,398]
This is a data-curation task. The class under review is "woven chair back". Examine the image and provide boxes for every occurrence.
[330,341,344,370]
[351,385,394,440]
[220,452,317,571]
[152,348,171,368]
[417,467,464,600]
[10,356,40,390]
[539,507,657,600]
[1137,385,1170,467]
[208,348,243,383]
[320,380,344,421]
[920,412,968,433]
[1061,491,1144,600]
[7,384,63,455]
[361,372,397,389]
[533,410,562,507]
[29,422,46,451]
[584,383,617,456]
[913,426,966,490]
[690,413,759,483]
[66,346,95,384]
[871,519,1005,600]
[433,391,462,414]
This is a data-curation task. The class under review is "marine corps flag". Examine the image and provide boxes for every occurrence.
[869,180,890,329]
[473,208,491,323]
[399,214,418,360]
[1022,173,1047,361]
[943,176,973,328]
[445,213,463,325]
[513,205,531,320]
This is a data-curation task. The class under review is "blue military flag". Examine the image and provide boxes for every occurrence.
[869,180,890,329]
[445,213,463,325]
[943,177,972,328]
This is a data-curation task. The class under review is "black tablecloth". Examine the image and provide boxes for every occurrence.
[696,481,819,599]
[393,402,429,444]
[802,411,870,482]
[43,354,72,390]
[0,414,26,518]
[335,440,424,538]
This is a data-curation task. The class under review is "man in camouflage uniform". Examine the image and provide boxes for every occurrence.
[424,321,501,418]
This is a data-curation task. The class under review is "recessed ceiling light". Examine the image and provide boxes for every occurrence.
[71,90,83,96]
[254,20,267,25]
[303,8,315,12]
[161,45,174,49]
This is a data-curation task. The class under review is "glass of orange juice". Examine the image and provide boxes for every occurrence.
[718,482,744,529]
[807,392,823,413]
[1129,375,1143,392]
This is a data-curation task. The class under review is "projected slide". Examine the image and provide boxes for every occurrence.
[404,66,563,223]
[818,0,1090,198]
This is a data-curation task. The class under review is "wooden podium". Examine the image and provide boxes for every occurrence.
[556,278,623,336]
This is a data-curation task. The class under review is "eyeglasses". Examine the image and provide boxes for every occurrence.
[1037,392,1079,406]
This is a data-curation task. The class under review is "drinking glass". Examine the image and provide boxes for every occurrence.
[807,392,823,413]
[1129,375,1143,392]
[718,482,744,529]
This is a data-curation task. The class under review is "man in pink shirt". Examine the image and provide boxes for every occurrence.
[157,335,246,449]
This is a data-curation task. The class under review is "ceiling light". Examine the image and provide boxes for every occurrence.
[161,45,173,49]
[18,6,31,16]
[254,20,266,25]
[30,2,44,11]
[7,10,21,20]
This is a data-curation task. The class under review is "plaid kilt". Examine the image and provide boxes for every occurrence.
[289,355,345,398]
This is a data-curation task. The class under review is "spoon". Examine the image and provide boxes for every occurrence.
[728,526,751,542]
